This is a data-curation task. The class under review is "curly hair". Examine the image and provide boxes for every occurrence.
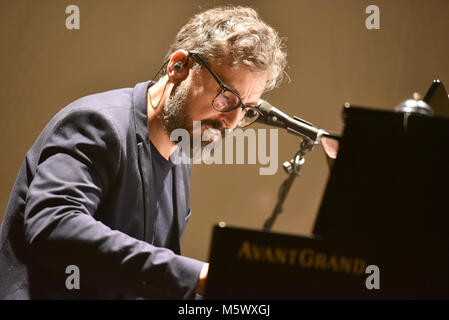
[165,6,288,91]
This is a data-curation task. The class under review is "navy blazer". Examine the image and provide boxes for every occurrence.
[0,81,204,299]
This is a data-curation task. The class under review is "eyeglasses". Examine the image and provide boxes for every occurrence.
[188,52,262,128]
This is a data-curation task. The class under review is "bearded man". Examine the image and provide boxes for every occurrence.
[0,6,287,299]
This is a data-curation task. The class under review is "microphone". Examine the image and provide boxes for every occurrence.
[255,99,328,144]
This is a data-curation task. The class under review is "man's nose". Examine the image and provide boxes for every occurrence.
[220,107,245,130]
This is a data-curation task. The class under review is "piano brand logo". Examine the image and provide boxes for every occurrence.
[236,241,367,275]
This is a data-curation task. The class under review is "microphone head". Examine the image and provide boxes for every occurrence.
[257,99,273,115]
[255,99,286,128]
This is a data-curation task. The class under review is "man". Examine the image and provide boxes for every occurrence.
[0,6,287,299]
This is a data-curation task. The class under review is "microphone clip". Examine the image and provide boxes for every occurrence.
[282,139,314,175]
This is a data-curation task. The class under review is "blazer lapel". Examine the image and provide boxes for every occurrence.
[137,142,157,244]
[132,81,157,244]
[172,164,188,253]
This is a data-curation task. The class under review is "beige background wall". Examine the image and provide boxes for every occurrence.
[1,0,448,262]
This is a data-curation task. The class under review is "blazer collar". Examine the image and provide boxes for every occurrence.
[132,80,154,144]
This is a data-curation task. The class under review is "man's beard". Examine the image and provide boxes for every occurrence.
[162,77,191,137]
[162,77,225,159]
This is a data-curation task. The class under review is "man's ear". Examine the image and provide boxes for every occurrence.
[167,49,190,84]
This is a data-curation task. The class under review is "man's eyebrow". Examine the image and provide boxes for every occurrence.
[245,101,259,107]
[223,82,253,105]
[216,72,262,107]
[216,74,241,97]
[228,87,259,107]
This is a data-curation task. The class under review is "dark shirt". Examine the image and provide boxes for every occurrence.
[150,140,176,249]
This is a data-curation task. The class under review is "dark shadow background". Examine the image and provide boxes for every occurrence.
[1,0,448,262]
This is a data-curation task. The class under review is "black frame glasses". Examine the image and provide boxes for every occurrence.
[188,52,262,128]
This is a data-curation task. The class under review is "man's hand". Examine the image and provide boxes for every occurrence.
[195,263,209,295]
[321,136,339,159]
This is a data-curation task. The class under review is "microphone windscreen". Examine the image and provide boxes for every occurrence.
[256,99,273,115]
[255,100,286,128]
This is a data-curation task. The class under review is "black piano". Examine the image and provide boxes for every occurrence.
[204,81,449,299]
